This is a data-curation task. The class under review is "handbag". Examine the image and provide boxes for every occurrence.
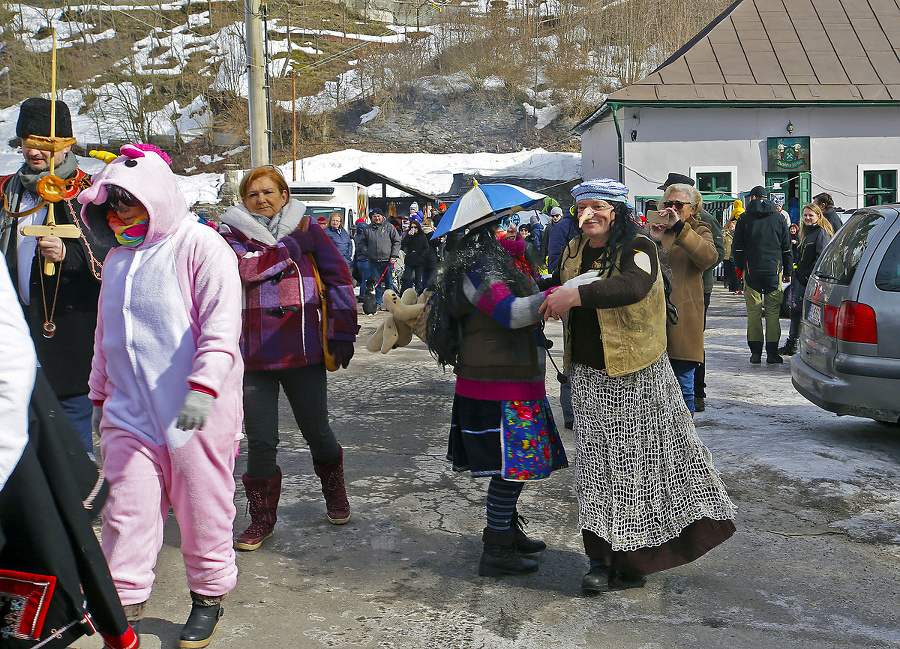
[301,216,341,372]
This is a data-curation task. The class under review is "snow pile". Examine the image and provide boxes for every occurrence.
[283,148,581,196]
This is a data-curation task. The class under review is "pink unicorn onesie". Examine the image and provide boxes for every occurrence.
[79,143,243,649]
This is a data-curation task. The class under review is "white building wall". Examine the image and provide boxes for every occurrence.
[581,105,900,209]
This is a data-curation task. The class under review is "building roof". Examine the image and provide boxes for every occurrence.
[579,0,900,129]
[333,167,437,202]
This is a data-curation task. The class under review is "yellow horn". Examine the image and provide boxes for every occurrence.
[89,150,118,164]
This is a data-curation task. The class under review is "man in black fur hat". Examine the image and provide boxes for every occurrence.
[0,97,108,457]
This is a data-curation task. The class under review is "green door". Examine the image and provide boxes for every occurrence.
[798,172,811,206]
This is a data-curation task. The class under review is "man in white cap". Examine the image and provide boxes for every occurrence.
[542,205,564,265]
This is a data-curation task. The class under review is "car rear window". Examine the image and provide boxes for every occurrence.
[815,211,885,285]
[876,230,900,291]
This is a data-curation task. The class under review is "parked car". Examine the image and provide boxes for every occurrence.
[791,204,900,424]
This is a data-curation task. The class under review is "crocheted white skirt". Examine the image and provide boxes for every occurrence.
[570,353,736,552]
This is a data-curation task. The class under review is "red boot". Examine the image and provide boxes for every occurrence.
[313,446,351,524]
[234,467,282,550]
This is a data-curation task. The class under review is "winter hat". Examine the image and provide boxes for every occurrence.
[409,202,419,212]
[370,208,383,216]
[748,185,768,199]
[355,217,366,225]
[657,172,694,190]
[317,216,327,226]
[17,97,73,139]
[550,206,563,216]
[571,178,629,204]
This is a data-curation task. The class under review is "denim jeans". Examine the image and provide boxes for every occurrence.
[356,259,370,297]
[60,393,95,457]
[401,265,424,294]
[368,261,394,307]
[669,359,699,413]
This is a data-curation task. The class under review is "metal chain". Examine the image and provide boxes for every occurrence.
[65,190,103,281]
[37,252,62,338]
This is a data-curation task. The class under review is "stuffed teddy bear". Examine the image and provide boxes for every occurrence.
[366,288,431,354]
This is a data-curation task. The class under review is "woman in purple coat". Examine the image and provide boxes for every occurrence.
[220,166,360,552]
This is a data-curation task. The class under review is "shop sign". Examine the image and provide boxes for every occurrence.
[768,137,810,172]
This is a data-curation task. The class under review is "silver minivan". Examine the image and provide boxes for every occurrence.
[791,205,900,424]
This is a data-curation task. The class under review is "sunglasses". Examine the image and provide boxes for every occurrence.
[663,200,694,210]
[499,214,521,230]
[106,185,142,211]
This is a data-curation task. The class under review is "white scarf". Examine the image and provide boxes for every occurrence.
[221,199,307,244]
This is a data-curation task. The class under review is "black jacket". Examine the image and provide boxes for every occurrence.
[0,370,129,647]
[796,224,831,286]
[821,207,843,234]
[732,199,792,294]
[1,169,109,398]
[401,230,430,266]
[699,208,725,294]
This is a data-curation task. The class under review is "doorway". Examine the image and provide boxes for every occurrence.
[766,172,810,224]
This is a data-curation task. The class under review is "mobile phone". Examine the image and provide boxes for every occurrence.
[646,210,668,225]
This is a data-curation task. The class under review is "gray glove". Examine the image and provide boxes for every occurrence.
[92,405,103,437]
[176,390,215,431]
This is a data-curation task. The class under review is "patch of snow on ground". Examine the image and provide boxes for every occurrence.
[360,106,381,125]
[417,72,473,95]
[523,102,560,129]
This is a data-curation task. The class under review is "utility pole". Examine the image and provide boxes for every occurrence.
[245,0,269,166]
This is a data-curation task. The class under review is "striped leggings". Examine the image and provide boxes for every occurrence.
[485,476,524,532]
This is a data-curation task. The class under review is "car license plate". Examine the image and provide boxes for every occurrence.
[808,302,822,327]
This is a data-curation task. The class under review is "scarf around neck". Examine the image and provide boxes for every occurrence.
[107,211,149,247]
[17,152,78,193]
[221,199,306,245]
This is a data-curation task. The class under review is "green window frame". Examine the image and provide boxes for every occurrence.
[696,172,732,194]
[863,170,897,207]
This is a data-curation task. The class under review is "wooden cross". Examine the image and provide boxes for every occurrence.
[17,104,81,277]
[19,214,81,277]
[17,135,81,277]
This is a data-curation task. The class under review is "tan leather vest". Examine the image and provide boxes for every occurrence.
[560,235,667,377]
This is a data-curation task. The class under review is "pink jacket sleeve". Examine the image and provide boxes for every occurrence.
[179,226,244,395]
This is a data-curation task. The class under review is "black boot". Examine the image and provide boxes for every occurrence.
[511,510,546,554]
[610,570,647,590]
[179,592,224,648]
[765,341,784,363]
[581,565,611,595]
[778,338,798,356]
[479,528,539,577]
[748,341,763,364]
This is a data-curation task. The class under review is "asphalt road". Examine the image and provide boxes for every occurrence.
[73,285,900,649]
